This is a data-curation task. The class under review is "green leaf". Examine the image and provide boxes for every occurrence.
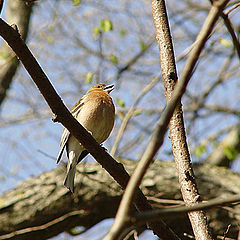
[48,24,54,32]
[223,146,238,161]
[0,52,9,59]
[72,0,81,6]
[139,40,147,51]
[133,109,142,116]
[70,227,78,235]
[120,29,126,36]
[85,72,94,84]
[109,54,118,65]
[100,19,113,32]
[47,36,54,43]
[219,38,231,48]
[93,27,101,35]
[195,145,206,157]
[116,97,125,108]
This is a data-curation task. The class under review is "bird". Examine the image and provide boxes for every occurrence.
[57,84,115,193]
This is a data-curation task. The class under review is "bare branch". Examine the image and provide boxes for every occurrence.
[111,76,159,157]
[116,38,155,81]
[132,195,240,224]
[1,160,239,240]
[0,0,3,15]
[105,0,230,239]
[0,0,33,107]
[0,17,176,240]
[206,125,240,166]
[221,11,240,60]
[152,0,212,238]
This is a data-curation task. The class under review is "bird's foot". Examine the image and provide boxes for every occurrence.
[100,144,108,152]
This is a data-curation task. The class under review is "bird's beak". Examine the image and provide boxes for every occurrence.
[104,84,114,93]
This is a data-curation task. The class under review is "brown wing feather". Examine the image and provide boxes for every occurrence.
[56,128,70,163]
[56,98,85,163]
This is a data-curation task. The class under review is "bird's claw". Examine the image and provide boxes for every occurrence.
[101,145,108,152]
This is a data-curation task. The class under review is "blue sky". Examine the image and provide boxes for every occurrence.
[0,0,239,239]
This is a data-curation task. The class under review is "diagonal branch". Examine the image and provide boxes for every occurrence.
[221,11,240,60]
[209,0,240,60]
[0,17,177,240]
[1,160,240,240]
[151,1,231,239]
[111,75,159,157]
[105,0,230,239]
[116,38,155,81]
[0,0,3,15]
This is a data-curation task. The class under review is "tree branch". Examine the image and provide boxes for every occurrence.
[0,0,3,15]
[151,0,213,238]
[105,0,230,239]
[0,17,176,240]
[221,12,240,61]
[0,0,33,107]
[1,160,240,240]
[206,125,240,166]
[111,76,159,157]
[133,195,240,224]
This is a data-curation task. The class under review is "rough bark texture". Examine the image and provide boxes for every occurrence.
[0,17,178,239]
[151,1,212,239]
[0,159,240,240]
[0,0,32,107]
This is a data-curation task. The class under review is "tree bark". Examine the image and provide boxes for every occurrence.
[0,159,239,240]
[0,0,33,107]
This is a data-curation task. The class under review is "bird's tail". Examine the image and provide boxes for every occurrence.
[64,163,76,193]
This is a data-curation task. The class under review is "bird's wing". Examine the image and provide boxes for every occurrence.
[77,150,89,164]
[56,128,70,164]
[56,97,85,164]
[71,97,85,117]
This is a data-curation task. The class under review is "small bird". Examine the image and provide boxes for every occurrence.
[57,84,115,193]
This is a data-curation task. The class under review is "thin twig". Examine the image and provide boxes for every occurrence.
[122,229,138,240]
[0,210,85,240]
[104,0,230,239]
[203,51,234,100]
[111,76,159,157]
[0,17,177,240]
[221,11,240,60]
[116,38,155,82]
[186,50,235,133]
[0,0,3,15]
[132,195,240,224]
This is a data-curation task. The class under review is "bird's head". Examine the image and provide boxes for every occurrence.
[88,84,114,94]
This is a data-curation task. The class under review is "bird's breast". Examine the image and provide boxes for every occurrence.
[76,94,115,144]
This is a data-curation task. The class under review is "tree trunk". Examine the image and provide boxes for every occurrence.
[0,159,239,240]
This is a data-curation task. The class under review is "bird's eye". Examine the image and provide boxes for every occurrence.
[97,85,101,88]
